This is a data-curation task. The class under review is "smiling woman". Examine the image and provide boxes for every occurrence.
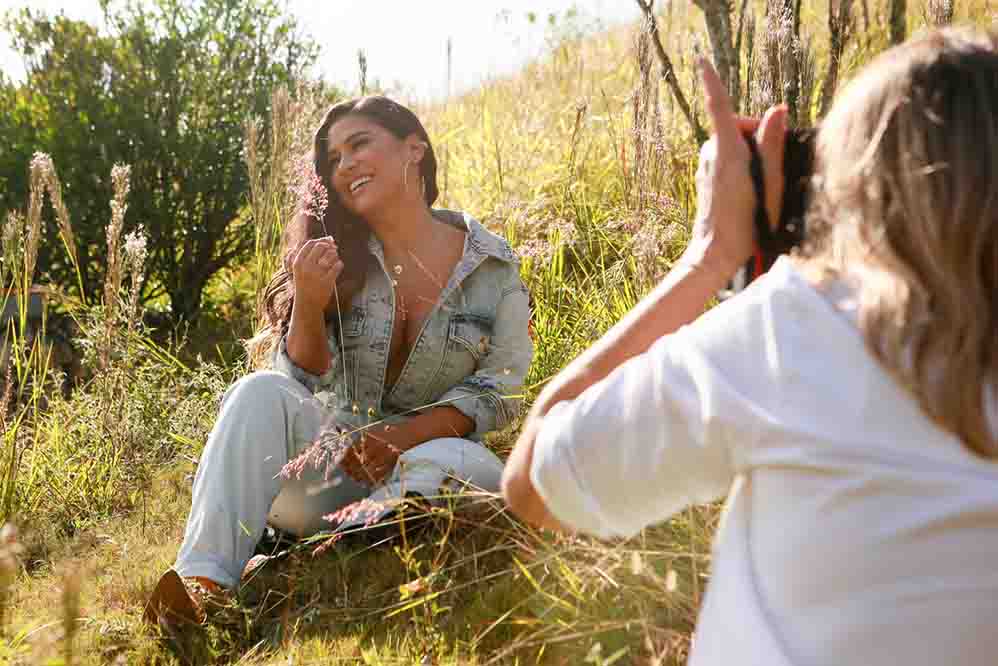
[143,96,534,628]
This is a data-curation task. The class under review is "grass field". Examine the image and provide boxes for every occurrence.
[1,2,995,664]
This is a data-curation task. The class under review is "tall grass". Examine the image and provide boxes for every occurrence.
[0,2,994,664]
[0,152,230,662]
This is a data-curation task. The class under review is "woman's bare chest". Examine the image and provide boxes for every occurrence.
[384,234,465,388]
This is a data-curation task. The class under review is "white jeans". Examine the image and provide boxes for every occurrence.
[173,371,503,588]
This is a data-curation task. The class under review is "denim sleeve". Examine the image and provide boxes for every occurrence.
[271,333,334,394]
[437,274,534,439]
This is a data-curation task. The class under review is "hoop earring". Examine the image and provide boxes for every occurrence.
[420,175,426,201]
[402,158,412,191]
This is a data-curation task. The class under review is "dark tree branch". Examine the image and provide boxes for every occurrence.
[734,0,751,62]
[634,0,707,143]
[820,0,855,116]
[693,0,741,112]
[889,0,907,45]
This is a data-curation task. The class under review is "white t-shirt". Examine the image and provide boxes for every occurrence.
[530,256,998,666]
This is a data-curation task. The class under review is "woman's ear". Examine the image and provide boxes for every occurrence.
[405,136,428,166]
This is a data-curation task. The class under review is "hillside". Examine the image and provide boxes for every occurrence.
[2,2,995,664]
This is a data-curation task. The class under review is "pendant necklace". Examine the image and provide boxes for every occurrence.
[392,263,407,322]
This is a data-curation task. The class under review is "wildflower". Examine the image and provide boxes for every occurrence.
[25,154,48,286]
[281,424,356,480]
[515,238,551,262]
[102,163,132,367]
[104,164,132,314]
[123,226,148,336]
[289,153,328,221]
[111,164,131,202]
[1,212,23,286]
[39,156,77,268]
[322,497,388,529]
[124,227,148,265]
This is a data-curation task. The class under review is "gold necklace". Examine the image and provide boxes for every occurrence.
[391,263,407,322]
[389,246,444,325]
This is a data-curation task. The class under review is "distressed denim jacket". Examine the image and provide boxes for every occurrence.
[273,209,534,441]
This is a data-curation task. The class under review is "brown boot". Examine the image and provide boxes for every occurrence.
[143,570,224,629]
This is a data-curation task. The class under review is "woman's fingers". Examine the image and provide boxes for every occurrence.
[326,259,344,279]
[294,237,338,272]
[339,436,393,485]
[756,105,788,229]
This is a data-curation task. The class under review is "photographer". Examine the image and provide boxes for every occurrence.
[503,29,998,666]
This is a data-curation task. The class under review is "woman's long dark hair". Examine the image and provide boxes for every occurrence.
[249,96,440,367]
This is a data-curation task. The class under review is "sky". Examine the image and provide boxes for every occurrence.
[0,0,641,100]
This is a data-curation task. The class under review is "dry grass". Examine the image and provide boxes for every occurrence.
[1,2,995,664]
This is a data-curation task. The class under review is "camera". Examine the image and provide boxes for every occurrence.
[719,126,817,298]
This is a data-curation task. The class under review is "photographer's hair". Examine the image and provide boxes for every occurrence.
[804,28,998,457]
[246,96,440,367]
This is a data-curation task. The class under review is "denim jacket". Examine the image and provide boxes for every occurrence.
[273,209,534,441]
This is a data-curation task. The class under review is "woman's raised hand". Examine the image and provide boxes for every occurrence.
[288,236,343,314]
[692,58,787,279]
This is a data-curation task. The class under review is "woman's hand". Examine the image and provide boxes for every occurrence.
[288,236,343,314]
[691,58,788,279]
[339,426,402,486]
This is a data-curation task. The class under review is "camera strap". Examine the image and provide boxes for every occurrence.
[744,134,775,253]
[720,129,813,300]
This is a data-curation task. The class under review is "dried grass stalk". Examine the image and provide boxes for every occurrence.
[101,164,132,367]
[24,154,47,288]
[632,26,654,211]
[244,81,329,369]
[927,0,954,26]
[41,160,78,270]
[634,0,707,143]
[60,565,81,666]
[123,226,148,338]
[1,212,24,289]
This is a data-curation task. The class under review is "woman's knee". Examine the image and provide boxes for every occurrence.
[202,371,316,469]
[397,438,505,492]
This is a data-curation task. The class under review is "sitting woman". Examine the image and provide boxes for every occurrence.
[504,28,998,666]
[145,96,533,626]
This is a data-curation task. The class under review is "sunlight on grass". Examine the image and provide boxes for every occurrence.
[0,2,994,664]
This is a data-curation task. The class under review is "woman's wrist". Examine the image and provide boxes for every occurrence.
[372,406,473,453]
[677,239,743,291]
[287,298,331,374]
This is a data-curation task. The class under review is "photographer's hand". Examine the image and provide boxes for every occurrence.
[692,59,788,277]
[502,59,787,532]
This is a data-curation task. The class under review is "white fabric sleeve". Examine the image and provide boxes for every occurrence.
[529,326,745,540]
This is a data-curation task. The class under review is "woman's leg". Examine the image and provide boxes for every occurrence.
[172,371,368,588]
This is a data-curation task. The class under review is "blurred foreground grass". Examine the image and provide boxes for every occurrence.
[1,2,995,664]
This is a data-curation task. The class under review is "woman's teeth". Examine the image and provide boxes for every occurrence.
[350,176,372,193]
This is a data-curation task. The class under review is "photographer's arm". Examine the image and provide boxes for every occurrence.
[502,60,787,531]
[502,245,732,530]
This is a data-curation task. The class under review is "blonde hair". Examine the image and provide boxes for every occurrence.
[802,28,998,457]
